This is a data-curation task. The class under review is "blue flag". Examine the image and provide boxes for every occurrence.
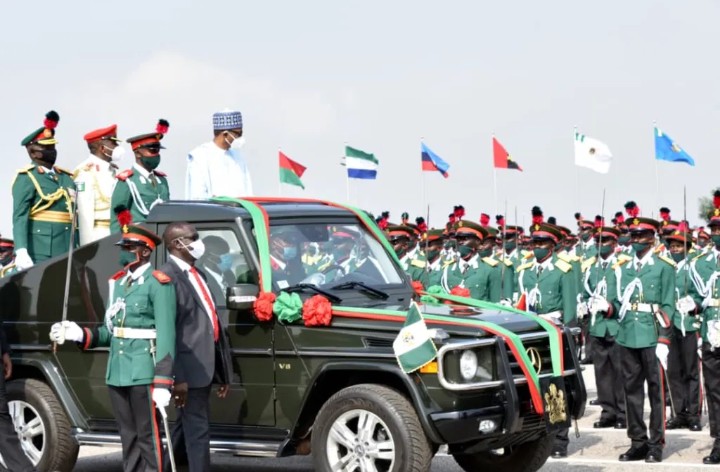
[654,127,695,166]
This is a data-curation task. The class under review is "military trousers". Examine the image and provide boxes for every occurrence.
[702,344,720,439]
[593,335,626,422]
[108,385,164,472]
[667,327,701,419]
[618,345,665,450]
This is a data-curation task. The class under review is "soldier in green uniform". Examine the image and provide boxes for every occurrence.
[582,226,627,430]
[12,110,76,270]
[49,225,176,471]
[0,239,17,278]
[576,218,598,259]
[418,229,447,288]
[442,220,511,303]
[690,205,720,464]
[516,223,577,458]
[111,120,171,233]
[386,225,418,271]
[664,227,703,431]
[612,217,674,464]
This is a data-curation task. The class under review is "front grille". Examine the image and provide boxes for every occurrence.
[506,335,552,379]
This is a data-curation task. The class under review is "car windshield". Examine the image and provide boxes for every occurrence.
[268,222,404,290]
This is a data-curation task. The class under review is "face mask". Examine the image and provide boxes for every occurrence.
[140,156,161,171]
[580,233,592,242]
[599,244,614,258]
[39,148,58,166]
[180,239,205,260]
[0,254,12,267]
[632,242,650,254]
[618,236,631,246]
[504,241,517,251]
[426,249,440,262]
[394,245,409,259]
[218,254,233,272]
[119,248,138,267]
[230,136,246,150]
[283,246,298,260]
[533,247,551,261]
[712,235,720,248]
[477,247,493,258]
[109,145,126,163]
[670,252,685,263]
[458,245,475,259]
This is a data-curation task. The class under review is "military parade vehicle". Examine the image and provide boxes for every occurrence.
[0,197,585,472]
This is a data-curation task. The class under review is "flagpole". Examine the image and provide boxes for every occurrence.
[421,138,426,223]
[278,148,282,197]
[492,133,498,215]
[343,142,351,204]
[652,122,660,214]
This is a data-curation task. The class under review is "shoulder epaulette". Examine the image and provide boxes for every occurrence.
[658,255,676,267]
[522,251,534,260]
[154,170,167,177]
[612,258,631,270]
[16,164,35,174]
[555,259,572,273]
[692,252,705,262]
[617,253,632,262]
[152,270,171,284]
[482,257,498,267]
[110,270,126,281]
[654,244,665,254]
[53,165,72,175]
[517,262,534,272]
[410,258,426,269]
[502,258,513,267]
[557,252,573,264]
[116,169,133,181]
[581,256,597,272]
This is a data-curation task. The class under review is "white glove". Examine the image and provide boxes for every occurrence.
[498,299,512,306]
[589,296,610,315]
[49,321,83,344]
[656,343,669,371]
[152,388,171,410]
[676,295,696,314]
[14,248,33,270]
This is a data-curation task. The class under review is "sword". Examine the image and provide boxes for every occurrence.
[53,188,79,352]
[150,340,177,472]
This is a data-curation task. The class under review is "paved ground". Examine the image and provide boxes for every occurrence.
[74,365,713,471]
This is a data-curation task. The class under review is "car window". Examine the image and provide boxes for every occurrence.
[268,222,404,289]
[195,229,256,303]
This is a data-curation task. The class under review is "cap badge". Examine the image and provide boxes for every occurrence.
[633,218,640,225]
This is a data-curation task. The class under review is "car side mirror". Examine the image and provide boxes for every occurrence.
[226,284,259,311]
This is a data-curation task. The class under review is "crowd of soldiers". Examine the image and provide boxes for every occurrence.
[379,200,720,464]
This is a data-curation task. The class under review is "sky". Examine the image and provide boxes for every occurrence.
[1,0,719,237]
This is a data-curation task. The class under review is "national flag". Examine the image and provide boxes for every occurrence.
[278,151,306,189]
[493,137,523,171]
[345,146,379,179]
[574,131,612,174]
[655,127,695,166]
[392,301,437,373]
[421,142,450,178]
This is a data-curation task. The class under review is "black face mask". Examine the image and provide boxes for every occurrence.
[0,255,12,267]
[38,149,57,167]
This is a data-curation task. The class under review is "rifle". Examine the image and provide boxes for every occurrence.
[500,199,508,299]
[590,189,606,328]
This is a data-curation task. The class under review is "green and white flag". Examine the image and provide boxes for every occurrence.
[574,130,613,174]
[393,302,437,373]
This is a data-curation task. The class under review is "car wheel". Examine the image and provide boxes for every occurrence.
[453,433,554,472]
[0,379,79,472]
[311,383,432,472]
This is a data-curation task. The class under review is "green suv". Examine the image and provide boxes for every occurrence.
[0,197,585,472]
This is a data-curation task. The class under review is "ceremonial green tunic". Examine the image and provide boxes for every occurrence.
[516,254,577,325]
[12,164,76,262]
[83,265,176,388]
[110,166,170,233]
[690,250,720,343]
[581,255,620,338]
[612,252,675,349]
[672,258,702,333]
[443,254,509,303]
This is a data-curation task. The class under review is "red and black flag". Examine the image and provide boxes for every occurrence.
[493,137,523,171]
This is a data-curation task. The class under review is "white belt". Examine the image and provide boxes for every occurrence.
[112,327,157,339]
[629,302,657,313]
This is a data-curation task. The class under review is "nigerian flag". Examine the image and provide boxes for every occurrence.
[393,302,437,373]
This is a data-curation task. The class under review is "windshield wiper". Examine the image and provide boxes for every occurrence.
[330,281,389,300]
[284,284,342,303]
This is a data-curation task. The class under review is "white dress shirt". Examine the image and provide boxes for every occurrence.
[185,141,253,200]
[170,255,216,325]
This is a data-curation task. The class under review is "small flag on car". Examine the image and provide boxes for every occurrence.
[393,301,437,373]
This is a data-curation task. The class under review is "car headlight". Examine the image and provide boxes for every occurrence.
[459,350,478,380]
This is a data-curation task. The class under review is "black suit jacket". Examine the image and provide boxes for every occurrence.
[160,259,233,389]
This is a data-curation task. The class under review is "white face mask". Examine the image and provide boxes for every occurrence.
[180,239,206,260]
[230,136,246,150]
[110,145,126,163]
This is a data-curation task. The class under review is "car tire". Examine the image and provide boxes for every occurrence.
[1,378,79,472]
[452,433,554,472]
[311,383,432,472]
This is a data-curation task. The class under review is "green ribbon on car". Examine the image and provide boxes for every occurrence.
[210,197,272,292]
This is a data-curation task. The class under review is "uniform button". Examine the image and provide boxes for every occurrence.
[120,341,124,345]
[119,350,123,354]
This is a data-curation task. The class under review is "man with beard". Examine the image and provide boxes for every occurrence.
[12,110,75,270]
[111,120,170,233]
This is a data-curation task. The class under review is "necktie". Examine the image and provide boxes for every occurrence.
[537,265,543,276]
[149,173,158,188]
[189,267,219,342]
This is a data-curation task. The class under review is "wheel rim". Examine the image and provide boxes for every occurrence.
[325,408,395,472]
[0,400,45,466]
